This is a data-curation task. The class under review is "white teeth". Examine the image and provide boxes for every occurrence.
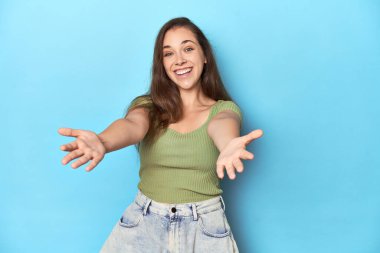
[175,68,192,75]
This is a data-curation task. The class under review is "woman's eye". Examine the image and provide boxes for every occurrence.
[185,47,194,52]
[164,52,173,57]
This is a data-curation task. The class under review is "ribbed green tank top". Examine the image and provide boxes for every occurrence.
[128,97,242,204]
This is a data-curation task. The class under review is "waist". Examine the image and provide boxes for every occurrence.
[134,189,226,218]
[137,167,223,203]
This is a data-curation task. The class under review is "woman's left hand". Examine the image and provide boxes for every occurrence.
[216,129,263,180]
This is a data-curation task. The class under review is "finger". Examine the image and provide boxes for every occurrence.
[243,129,264,145]
[225,162,236,180]
[62,149,84,165]
[216,162,225,179]
[58,128,82,137]
[71,154,92,169]
[85,155,103,172]
[240,150,254,160]
[232,158,244,173]
[60,141,78,151]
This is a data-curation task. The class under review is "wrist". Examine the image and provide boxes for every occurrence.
[97,133,109,153]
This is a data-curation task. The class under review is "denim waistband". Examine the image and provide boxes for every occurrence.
[134,190,226,221]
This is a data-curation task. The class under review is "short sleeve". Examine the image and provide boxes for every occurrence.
[126,95,153,113]
[213,100,243,128]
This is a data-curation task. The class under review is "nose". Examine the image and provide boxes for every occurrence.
[175,53,187,65]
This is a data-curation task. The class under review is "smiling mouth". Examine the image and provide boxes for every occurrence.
[174,67,192,76]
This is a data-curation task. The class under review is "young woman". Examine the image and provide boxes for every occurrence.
[58,17,263,253]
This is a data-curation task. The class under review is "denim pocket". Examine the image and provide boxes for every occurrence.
[198,208,231,238]
[118,201,144,228]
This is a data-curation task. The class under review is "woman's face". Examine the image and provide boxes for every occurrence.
[162,27,207,91]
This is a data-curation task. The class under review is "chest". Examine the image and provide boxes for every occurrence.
[168,108,212,134]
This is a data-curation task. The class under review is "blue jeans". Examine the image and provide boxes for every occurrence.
[100,190,239,253]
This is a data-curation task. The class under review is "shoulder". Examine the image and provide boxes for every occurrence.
[213,100,242,121]
[207,100,243,133]
[127,95,153,112]
[129,94,152,107]
[124,95,153,121]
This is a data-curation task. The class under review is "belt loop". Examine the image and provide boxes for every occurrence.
[143,199,151,216]
[220,195,226,211]
[191,204,198,221]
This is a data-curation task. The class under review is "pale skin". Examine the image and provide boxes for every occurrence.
[58,26,263,180]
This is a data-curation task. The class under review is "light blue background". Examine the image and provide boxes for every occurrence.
[1,0,379,252]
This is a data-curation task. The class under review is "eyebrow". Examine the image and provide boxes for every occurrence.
[163,40,196,49]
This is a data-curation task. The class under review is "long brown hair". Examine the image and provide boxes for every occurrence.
[127,17,235,146]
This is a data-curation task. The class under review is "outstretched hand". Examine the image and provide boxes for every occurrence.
[216,129,263,180]
[58,128,106,172]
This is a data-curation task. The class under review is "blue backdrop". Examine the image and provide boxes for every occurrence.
[1,0,379,252]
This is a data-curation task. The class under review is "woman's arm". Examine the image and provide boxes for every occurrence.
[58,107,150,171]
[98,107,150,153]
[207,110,241,152]
[207,110,263,180]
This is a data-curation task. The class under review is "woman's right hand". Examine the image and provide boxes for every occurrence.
[58,128,106,172]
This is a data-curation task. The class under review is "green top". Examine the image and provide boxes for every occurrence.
[127,97,243,204]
